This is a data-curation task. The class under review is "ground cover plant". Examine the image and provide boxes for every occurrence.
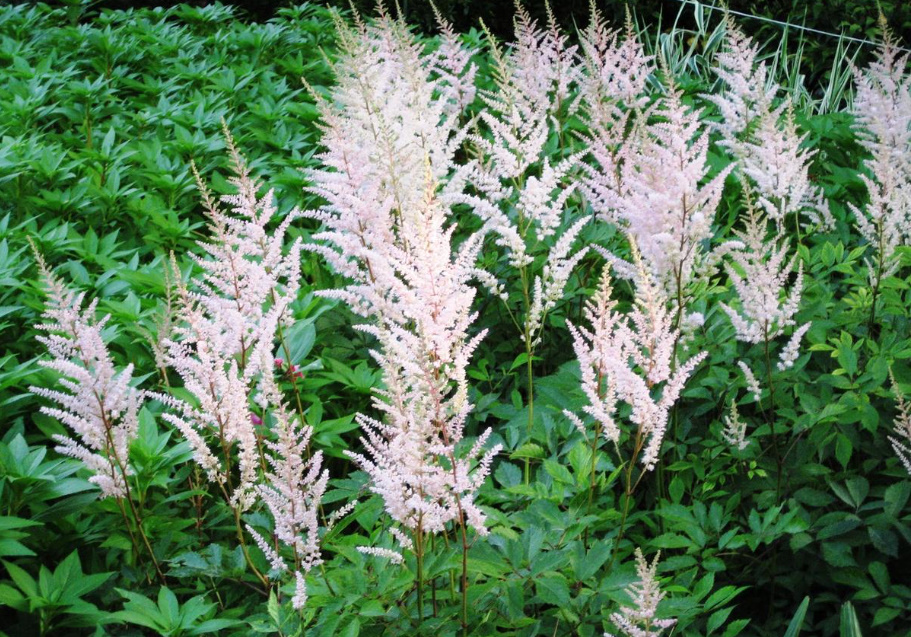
[1,2,911,636]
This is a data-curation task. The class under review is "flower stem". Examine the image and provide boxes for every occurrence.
[415,523,425,621]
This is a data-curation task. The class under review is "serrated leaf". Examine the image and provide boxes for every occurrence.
[543,459,573,484]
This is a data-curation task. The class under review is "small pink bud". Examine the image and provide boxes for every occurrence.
[250,413,263,426]
[274,358,284,367]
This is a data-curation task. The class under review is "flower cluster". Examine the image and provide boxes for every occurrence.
[247,365,328,609]
[708,18,832,231]
[592,72,731,311]
[703,15,775,139]
[722,401,750,451]
[888,373,911,475]
[30,247,141,499]
[305,13,500,552]
[444,7,587,348]
[720,199,805,347]
[158,131,302,512]
[504,2,581,122]
[849,18,911,281]
[565,248,706,472]
[605,548,676,637]
[579,8,653,227]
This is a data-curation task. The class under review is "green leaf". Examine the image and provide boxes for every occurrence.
[283,319,315,364]
[510,443,544,460]
[868,527,898,557]
[722,619,750,637]
[0,539,35,557]
[872,607,900,627]
[543,459,573,485]
[707,607,734,634]
[835,434,853,469]
[839,602,863,637]
[844,477,868,507]
[883,481,910,518]
[509,352,530,373]
[822,542,856,568]
[338,617,360,637]
[535,574,570,607]
[2,561,37,598]
[783,596,810,637]
[668,477,684,504]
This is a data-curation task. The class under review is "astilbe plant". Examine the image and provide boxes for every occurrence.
[578,4,654,225]
[565,246,706,557]
[29,245,167,583]
[888,373,911,475]
[304,12,500,624]
[708,17,833,232]
[722,401,750,452]
[454,1,587,342]
[720,190,809,496]
[702,15,775,140]
[30,247,142,502]
[719,201,805,349]
[605,549,676,637]
[446,6,588,481]
[849,17,911,324]
[246,359,328,609]
[154,131,306,589]
[508,1,581,124]
[594,68,732,333]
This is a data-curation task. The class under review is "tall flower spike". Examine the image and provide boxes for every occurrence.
[159,139,302,511]
[305,15,500,547]
[704,15,775,140]
[563,265,624,446]
[447,7,586,351]
[579,3,652,118]
[246,362,328,609]
[888,373,911,475]
[849,16,911,282]
[427,7,478,118]
[605,548,676,637]
[738,103,834,231]
[565,246,706,472]
[607,74,733,303]
[510,0,581,122]
[708,18,833,231]
[578,4,654,223]
[720,191,804,345]
[722,401,750,451]
[738,360,762,402]
[29,245,141,499]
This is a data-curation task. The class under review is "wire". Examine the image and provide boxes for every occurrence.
[668,0,911,53]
